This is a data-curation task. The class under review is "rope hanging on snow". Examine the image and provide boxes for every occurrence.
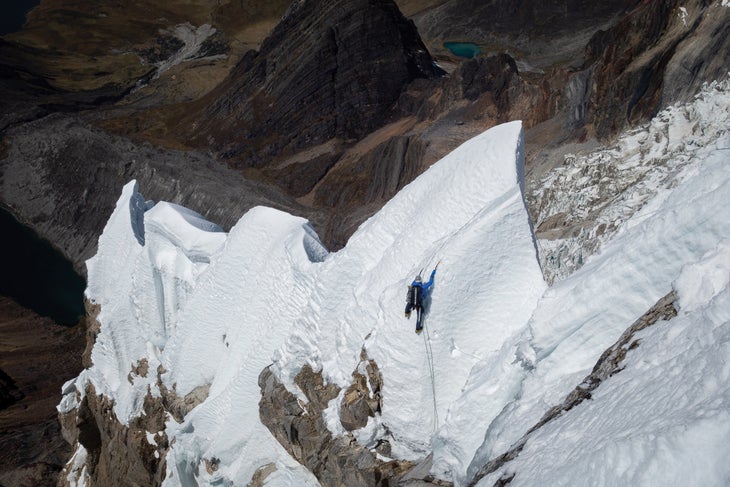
[422,321,439,433]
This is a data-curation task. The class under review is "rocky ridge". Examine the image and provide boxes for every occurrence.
[184,0,444,166]
[3,0,727,263]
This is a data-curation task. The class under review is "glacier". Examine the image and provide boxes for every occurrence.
[59,86,730,487]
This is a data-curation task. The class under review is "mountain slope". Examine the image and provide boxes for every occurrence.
[59,121,545,486]
[59,74,730,485]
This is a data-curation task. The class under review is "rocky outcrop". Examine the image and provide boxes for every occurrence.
[59,383,169,487]
[258,348,447,486]
[59,301,217,486]
[184,0,443,168]
[467,291,678,487]
[584,0,730,140]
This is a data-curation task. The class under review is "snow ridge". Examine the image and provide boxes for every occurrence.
[271,121,546,482]
[61,82,730,486]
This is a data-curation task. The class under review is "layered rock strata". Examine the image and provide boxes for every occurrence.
[183,0,444,168]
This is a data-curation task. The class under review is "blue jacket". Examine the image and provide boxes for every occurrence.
[411,268,436,294]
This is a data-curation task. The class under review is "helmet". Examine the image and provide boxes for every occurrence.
[415,275,422,282]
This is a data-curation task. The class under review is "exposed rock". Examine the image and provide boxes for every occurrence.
[314,133,427,209]
[59,303,215,486]
[259,354,433,486]
[82,300,101,369]
[183,0,444,168]
[573,0,728,142]
[248,462,278,487]
[0,368,23,410]
[159,379,211,424]
[467,291,678,487]
[0,296,85,487]
[398,454,455,487]
[340,349,383,431]
[59,383,169,487]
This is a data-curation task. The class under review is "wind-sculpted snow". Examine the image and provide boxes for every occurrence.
[160,205,325,485]
[469,131,730,480]
[79,182,228,418]
[272,121,546,482]
[67,182,325,485]
[61,103,730,486]
[62,121,547,486]
[477,240,730,486]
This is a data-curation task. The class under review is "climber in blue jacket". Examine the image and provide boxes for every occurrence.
[405,263,438,332]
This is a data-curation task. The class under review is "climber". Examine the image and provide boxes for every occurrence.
[405,262,438,332]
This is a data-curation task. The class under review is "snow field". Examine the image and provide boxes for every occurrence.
[466,83,730,482]
[479,239,730,487]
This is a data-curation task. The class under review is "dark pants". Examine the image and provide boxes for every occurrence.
[405,303,424,329]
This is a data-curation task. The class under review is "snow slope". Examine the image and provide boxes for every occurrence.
[60,76,730,486]
[272,121,545,479]
[478,239,730,487]
[61,120,545,486]
[473,121,730,485]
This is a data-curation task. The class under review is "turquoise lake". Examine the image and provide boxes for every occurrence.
[444,42,482,59]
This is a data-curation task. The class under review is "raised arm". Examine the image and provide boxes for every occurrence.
[422,267,437,292]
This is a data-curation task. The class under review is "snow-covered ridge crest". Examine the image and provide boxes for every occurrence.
[59,103,730,485]
[81,180,229,415]
[271,120,546,482]
[61,121,547,486]
[63,179,329,485]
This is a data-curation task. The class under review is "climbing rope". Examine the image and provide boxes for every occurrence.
[422,320,439,433]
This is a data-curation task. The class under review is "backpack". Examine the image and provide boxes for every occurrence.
[406,285,422,307]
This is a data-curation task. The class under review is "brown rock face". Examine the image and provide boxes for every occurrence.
[340,350,384,431]
[59,383,169,487]
[0,297,85,487]
[59,304,214,486]
[258,350,435,487]
[585,0,730,140]
[185,0,443,168]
